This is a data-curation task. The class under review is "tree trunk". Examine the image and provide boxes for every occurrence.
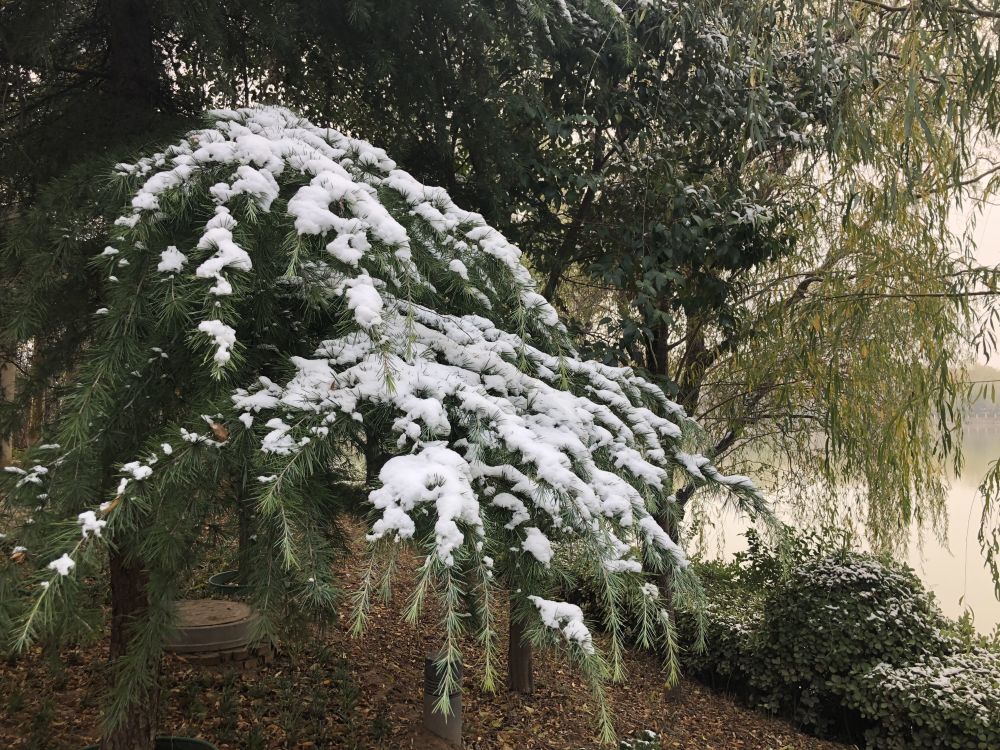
[236,489,253,584]
[100,547,159,750]
[365,423,389,486]
[0,360,14,467]
[104,0,161,106]
[675,315,708,415]
[651,312,708,700]
[26,392,44,446]
[507,597,534,694]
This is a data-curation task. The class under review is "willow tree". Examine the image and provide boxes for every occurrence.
[530,0,1000,564]
[0,107,768,749]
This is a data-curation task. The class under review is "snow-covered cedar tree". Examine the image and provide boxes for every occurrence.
[0,106,769,746]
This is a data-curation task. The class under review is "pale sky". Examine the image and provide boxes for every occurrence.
[956,193,1000,365]
[969,199,1000,266]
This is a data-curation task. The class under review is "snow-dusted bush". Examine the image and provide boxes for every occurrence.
[677,593,760,693]
[750,553,953,734]
[0,106,766,743]
[674,545,999,747]
[849,650,1000,750]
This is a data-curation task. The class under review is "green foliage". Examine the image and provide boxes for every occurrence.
[729,526,853,590]
[848,650,1000,750]
[677,535,1000,749]
[750,553,954,733]
[5,0,1000,586]
[0,107,765,744]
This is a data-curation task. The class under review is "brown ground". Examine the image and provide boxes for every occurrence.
[0,532,855,750]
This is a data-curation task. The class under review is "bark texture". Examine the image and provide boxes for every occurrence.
[100,548,159,750]
[0,361,14,467]
[507,599,534,694]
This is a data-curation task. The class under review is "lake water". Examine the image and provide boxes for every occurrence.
[691,426,1000,633]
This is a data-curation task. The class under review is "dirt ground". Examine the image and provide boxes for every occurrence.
[0,533,855,750]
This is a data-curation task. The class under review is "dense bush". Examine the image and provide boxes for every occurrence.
[750,553,954,733]
[570,527,1000,748]
[849,650,1000,750]
[675,558,762,694]
[675,532,1000,748]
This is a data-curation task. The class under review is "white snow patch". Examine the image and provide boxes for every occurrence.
[367,444,483,566]
[48,553,76,576]
[198,319,237,365]
[157,245,188,273]
[77,511,107,538]
[521,527,553,566]
[528,595,594,653]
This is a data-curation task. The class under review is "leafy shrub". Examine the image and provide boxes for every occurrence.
[573,526,1000,749]
[943,609,1000,652]
[750,553,954,734]
[849,650,1000,750]
[676,533,999,748]
[675,557,761,693]
[678,527,853,695]
[731,526,852,590]
[681,600,760,694]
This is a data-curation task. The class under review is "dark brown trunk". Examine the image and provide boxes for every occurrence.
[236,490,253,584]
[507,597,534,694]
[655,508,683,700]
[26,392,44,446]
[656,510,682,599]
[648,317,669,376]
[104,0,161,106]
[652,317,709,703]
[676,315,708,415]
[100,547,159,750]
[365,423,389,485]
[0,360,14,467]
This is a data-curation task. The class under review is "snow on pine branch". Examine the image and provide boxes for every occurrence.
[7,106,767,664]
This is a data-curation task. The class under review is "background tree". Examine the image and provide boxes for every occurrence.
[3,0,999,621]
[513,1,1000,563]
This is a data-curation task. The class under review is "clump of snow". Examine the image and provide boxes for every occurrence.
[261,418,295,455]
[209,165,280,210]
[492,492,530,529]
[521,527,553,566]
[157,246,188,273]
[122,462,153,481]
[5,465,48,489]
[528,595,594,653]
[77,511,107,539]
[195,208,251,296]
[368,444,484,566]
[343,275,384,329]
[198,319,237,365]
[638,516,689,568]
[47,553,75,576]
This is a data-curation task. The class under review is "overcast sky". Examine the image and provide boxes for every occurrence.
[955,194,1000,365]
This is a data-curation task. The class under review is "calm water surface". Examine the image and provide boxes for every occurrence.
[693,426,1000,633]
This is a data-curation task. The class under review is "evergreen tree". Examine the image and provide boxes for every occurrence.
[0,107,769,748]
[7,1,993,570]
